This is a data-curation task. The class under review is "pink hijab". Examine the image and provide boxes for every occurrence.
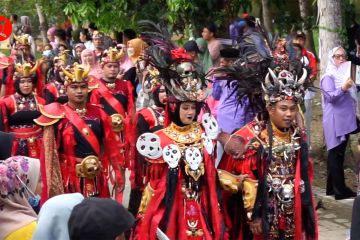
[81,49,103,79]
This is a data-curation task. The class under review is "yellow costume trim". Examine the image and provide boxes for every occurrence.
[163,122,202,144]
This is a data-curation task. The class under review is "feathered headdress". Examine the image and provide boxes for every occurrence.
[209,43,309,113]
[139,20,207,102]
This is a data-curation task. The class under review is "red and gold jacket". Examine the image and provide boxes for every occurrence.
[35,102,125,202]
[88,77,136,170]
[134,122,225,240]
[0,92,45,158]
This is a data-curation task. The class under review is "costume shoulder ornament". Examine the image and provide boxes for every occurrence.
[34,102,65,126]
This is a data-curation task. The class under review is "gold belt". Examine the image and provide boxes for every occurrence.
[75,155,102,178]
[111,113,124,132]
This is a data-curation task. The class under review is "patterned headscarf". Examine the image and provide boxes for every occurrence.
[0,156,40,239]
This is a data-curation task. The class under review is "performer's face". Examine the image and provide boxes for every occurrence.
[103,62,120,80]
[19,78,33,95]
[179,102,197,125]
[66,82,88,104]
[158,86,166,104]
[267,100,298,129]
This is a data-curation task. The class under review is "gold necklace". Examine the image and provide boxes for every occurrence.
[105,82,116,90]
[75,108,87,117]
[163,122,202,144]
[271,122,291,143]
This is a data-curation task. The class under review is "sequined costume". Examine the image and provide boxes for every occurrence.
[216,66,317,239]
[219,117,316,240]
[0,92,44,158]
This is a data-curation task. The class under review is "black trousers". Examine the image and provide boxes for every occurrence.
[351,196,360,239]
[326,136,350,196]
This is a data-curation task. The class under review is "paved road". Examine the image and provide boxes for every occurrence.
[314,186,353,240]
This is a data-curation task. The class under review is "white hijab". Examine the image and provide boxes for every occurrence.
[0,156,40,239]
[32,193,84,240]
[323,46,358,106]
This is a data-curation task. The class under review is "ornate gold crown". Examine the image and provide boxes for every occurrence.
[62,63,90,84]
[14,62,39,77]
[143,66,161,93]
[14,34,30,46]
[54,50,70,63]
[101,47,124,63]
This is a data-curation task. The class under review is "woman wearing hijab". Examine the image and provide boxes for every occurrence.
[196,37,213,73]
[0,156,41,240]
[127,38,147,65]
[81,49,103,79]
[32,193,84,240]
[47,27,58,49]
[321,46,358,200]
[127,38,150,109]
[73,43,86,63]
[0,63,45,158]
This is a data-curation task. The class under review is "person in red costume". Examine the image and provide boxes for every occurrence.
[133,45,226,240]
[0,62,45,158]
[43,52,70,104]
[34,63,125,202]
[1,34,44,97]
[215,58,318,239]
[88,47,135,189]
[128,72,166,216]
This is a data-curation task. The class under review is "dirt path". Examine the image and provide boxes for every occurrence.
[310,85,358,192]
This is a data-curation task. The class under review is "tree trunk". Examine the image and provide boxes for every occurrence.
[35,2,48,46]
[299,0,317,57]
[261,0,273,32]
[318,0,342,76]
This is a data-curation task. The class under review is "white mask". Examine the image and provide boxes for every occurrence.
[127,47,135,57]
